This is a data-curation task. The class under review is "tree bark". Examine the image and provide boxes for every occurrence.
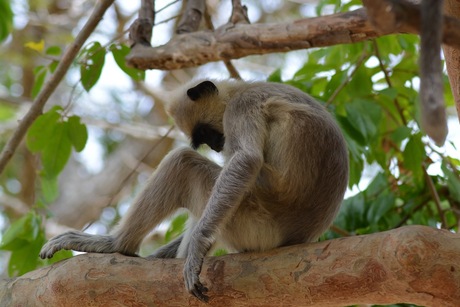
[126,6,460,71]
[443,0,460,121]
[1,226,459,306]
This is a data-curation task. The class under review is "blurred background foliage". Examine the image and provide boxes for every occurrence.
[0,2,458,306]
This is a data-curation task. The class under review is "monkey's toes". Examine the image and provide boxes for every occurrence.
[191,282,209,302]
[39,242,60,259]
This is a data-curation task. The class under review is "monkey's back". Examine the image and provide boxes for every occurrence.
[227,82,349,247]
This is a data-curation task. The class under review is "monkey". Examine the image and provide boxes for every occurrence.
[419,0,448,146]
[40,79,349,302]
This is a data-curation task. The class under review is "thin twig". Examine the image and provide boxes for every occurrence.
[0,0,115,175]
[325,50,368,107]
[423,165,448,228]
[372,40,407,126]
[157,0,180,14]
[329,225,351,237]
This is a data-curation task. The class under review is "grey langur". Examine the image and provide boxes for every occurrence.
[40,79,349,302]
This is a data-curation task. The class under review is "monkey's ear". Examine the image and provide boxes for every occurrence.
[187,81,218,101]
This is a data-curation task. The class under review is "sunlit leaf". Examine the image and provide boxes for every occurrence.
[31,66,47,99]
[41,121,72,178]
[66,115,88,152]
[80,42,106,92]
[41,176,59,203]
[402,134,425,179]
[441,162,460,202]
[164,213,188,243]
[110,43,145,81]
[46,45,62,56]
[25,39,45,53]
[0,213,41,251]
[26,106,63,153]
[0,0,13,42]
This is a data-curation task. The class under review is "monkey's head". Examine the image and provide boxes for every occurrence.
[166,80,228,152]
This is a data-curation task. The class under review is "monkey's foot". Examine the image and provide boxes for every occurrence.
[39,232,73,259]
[184,256,209,302]
[39,231,117,259]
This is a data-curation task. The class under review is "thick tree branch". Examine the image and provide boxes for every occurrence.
[443,0,460,122]
[126,9,377,70]
[0,0,115,175]
[1,226,459,306]
[126,7,460,71]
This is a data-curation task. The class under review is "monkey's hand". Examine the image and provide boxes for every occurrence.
[184,249,209,302]
[39,231,78,259]
[39,231,118,259]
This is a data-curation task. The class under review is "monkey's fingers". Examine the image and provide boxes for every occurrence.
[191,282,209,303]
[39,240,62,259]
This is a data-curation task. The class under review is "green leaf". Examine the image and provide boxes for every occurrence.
[348,154,364,188]
[80,42,106,92]
[0,103,16,121]
[164,213,188,243]
[347,65,373,97]
[41,176,59,203]
[441,162,460,202]
[49,61,58,73]
[110,44,145,81]
[45,45,62,56]
[267,69,282,83]
[26,106,63,153]
[213,249,228,256]
[66,116,88,152]
[41,122,72,178]
[402,134,425,178]
[8,230,45,276]
[366,193,395,225]
[0,0,13,43]
[44,249,73,265]
[390,126,412,144]
[31,66,47,99]
[0,213,41,251]
[345,99,382,143]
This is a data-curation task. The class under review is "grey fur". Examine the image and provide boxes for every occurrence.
[39,80,349,302]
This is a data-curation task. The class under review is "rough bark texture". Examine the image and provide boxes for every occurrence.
[126,6,460,71]
[1,226,459,306]
[443,0,460,121]
[126,9,379,70]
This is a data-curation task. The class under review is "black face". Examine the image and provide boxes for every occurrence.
[191,123,225,152]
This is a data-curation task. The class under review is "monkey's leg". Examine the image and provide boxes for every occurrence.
[147,234,184,259]
[40,147,221,259]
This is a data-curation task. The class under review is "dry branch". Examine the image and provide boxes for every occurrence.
[1,226,459,306]
[126,9,378,70]
[176,0,206,34]
[0,0,115,175]
[443,0,460,121]
[126,7,460,71]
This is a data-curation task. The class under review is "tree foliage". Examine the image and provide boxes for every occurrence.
[0,1,459,305]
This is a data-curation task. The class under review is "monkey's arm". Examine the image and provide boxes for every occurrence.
[183,104,267,302]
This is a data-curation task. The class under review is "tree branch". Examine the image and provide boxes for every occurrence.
[126,6,460,71]
[1,226,459,306]
[443,0,460,122]
[127,8,377,70]
[0,0,115,176]
[176,0,206,34]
